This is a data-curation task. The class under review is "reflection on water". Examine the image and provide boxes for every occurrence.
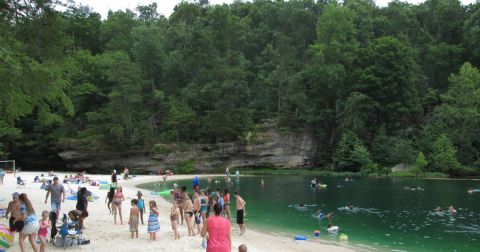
[139,176,480,252]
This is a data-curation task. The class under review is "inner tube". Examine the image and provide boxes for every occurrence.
[294,235,307,240]
[151,190,172,196]
[339,233,348,241]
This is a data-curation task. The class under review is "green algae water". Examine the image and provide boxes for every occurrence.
[138,176,480,252]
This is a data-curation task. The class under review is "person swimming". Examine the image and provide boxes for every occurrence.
[310,178,317,188]
[449,205,457,215]
[347,202,353,210]
[317,209,325,219]
[327,224,339,233]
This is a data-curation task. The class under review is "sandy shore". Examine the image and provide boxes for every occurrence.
[0,172,355,252]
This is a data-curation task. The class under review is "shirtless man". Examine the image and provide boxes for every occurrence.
[5,192,23,241]
[233,191,246,235]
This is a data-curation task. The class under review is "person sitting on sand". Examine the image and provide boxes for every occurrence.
[129,199,139,239]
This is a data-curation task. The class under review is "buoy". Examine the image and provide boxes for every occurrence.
[294,235,307,240]
[314,230,320,236]
[339,233,348,241]
[0,224,13,250]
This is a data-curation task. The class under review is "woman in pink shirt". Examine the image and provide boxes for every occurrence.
[201,203,231,252]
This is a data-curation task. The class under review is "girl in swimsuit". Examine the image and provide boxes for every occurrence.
[183,194,195,236]
[113,187,125,225]
[170,202,180,240]
[200,190,209,223]
[223,189,231,219]
[38,210,51,252]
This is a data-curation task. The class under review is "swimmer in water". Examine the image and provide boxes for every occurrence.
[435,206,443,212]
[327,224,339,233]
[449,205,457,215]
[348,202,353,210]
[260,179,264,186]
[317,209,324,219]
[310,178,317,188]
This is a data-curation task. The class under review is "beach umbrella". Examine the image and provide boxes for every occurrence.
[0,224,13,251]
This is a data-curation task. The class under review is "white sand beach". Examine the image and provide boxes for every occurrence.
[0,172,354,252]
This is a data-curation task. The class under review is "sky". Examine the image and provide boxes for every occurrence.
[71,0,477,19]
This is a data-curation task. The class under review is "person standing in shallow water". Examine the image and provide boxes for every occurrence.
[234,191,246,235]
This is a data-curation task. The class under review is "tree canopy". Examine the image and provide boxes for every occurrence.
[1,0,480,175]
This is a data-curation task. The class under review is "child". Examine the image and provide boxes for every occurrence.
[105,187,114,214]
[137,191,145,225]
[147,200,160,240]
[129,199,140,239]
[38,210,51,252]
[170,202,180,240]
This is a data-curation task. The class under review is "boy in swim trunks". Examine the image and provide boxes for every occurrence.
[234,191,246,235]
[129,199,139,238]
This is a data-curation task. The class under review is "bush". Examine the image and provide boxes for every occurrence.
[412,152,428,177]
[334,131,376,172]
[176,160,195,174]
[430,134,461,175]
[151,143,171,154]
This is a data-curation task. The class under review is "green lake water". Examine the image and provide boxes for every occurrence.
[138,176,480,252]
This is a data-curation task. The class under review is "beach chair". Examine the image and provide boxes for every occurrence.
[54,212,86,249]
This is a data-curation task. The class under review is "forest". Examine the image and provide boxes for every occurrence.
[1,0,480,176]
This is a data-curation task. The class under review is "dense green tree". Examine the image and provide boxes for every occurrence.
[430,134,461,175]
[1,0,479,174]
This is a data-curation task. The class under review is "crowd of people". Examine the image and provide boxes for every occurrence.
[2,168,250,252]
[4,175,89,252]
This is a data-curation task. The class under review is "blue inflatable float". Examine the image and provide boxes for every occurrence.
[294,235,307,240]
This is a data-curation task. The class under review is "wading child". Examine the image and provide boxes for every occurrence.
[147,200,160,240]
[136,191,145,225]
[170,202,180,240]
[129,199,139,239]
[38,210,51,252]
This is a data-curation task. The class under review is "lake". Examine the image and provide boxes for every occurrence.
[138,176,480,252]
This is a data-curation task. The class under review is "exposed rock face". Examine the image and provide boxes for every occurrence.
[58,120,318,173]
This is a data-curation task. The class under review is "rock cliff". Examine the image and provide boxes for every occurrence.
[58,120,318,173]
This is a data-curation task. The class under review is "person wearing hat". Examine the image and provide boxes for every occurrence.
[5,192,23,240]
[136,191,145,225]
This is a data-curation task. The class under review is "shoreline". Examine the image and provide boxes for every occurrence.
[129,174,360,252]
[0,172,355,252]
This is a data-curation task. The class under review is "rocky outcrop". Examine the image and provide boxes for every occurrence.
[58,120,319,173]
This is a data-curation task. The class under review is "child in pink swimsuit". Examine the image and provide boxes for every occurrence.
[38,210,51,252]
